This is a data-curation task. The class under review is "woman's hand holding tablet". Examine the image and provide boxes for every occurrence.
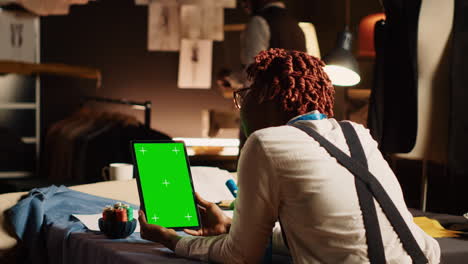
[138,210,181,250]
[183,192,232,236]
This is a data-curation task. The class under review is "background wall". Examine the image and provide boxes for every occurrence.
[34,0,461,213]
[40,0,382,140]
[41,0,238,139]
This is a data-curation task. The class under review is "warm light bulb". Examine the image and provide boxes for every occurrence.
[324,65,361,86]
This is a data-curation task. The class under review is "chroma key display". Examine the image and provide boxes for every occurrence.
[133,142,200,229]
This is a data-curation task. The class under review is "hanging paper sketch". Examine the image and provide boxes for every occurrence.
[180,5,201,39]
[178,0,235,7]
[148,1,180,51]
[201,6,224,41]
[220,0,236,8]
[181,5,224,41]
[178,39,213,89]
[144,0,235,89]
[135,0,149,5]
[0,11,37,62]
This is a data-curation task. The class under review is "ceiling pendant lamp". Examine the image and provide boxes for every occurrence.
[323,0,361,86]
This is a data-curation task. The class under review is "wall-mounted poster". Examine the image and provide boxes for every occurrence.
[178,39,212,89]
[148,1,180,51]
[181,5,224,41]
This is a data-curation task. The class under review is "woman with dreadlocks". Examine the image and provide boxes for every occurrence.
[138,49,440,263]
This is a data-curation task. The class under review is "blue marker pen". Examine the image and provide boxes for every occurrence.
[225,179,238,198]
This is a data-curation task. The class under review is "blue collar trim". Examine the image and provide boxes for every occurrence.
[287,113,327,125]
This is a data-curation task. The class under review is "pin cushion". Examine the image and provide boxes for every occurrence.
[98,218,137,239]
[99,202,136,239]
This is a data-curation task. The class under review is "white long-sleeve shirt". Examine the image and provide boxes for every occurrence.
[175,117,440,263]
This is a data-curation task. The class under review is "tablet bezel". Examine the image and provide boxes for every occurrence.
[131,140,201,231]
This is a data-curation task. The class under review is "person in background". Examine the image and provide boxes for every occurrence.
[138,49,440,263]
[218,0,306,91]
[218,0,307,150]
[239,0,306,67]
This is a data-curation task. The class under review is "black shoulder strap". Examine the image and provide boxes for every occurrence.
[290,122,428,264]
[339,122,386,264]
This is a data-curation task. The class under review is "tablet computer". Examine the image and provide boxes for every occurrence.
[131,140,200,230]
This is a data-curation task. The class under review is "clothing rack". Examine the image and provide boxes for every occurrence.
[84,96,152,129]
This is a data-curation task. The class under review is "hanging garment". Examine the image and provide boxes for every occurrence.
[367,20,386,146]
[369,0,468,214]
[79,122,171,183]
[368,0,422,153]
[44,109,171,184]
[447,0,468,215]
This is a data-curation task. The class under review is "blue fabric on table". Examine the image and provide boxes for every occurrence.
[7,185,292,264]
[8,185,138,264]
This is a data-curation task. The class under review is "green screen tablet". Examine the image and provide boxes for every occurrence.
[131,141,200,230]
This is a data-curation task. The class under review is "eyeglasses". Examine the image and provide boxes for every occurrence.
[233,87,251,109]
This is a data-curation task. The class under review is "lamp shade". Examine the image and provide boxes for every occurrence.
[323,28,361,86]
[358,13,386,58]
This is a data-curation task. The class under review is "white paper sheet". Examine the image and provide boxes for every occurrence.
[190,166,236,203]
[223,210,233,219]
[73,210,233,231]
[73,210,141,232]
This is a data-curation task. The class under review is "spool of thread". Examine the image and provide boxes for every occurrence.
[103,207,114,221]
[115,208,128,222]
[125,205,133,220]
[225,179,238,198]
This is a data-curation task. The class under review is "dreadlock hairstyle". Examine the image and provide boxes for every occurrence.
[246,48,335,117]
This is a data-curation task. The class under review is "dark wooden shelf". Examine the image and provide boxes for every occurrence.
[0,60,101,86]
